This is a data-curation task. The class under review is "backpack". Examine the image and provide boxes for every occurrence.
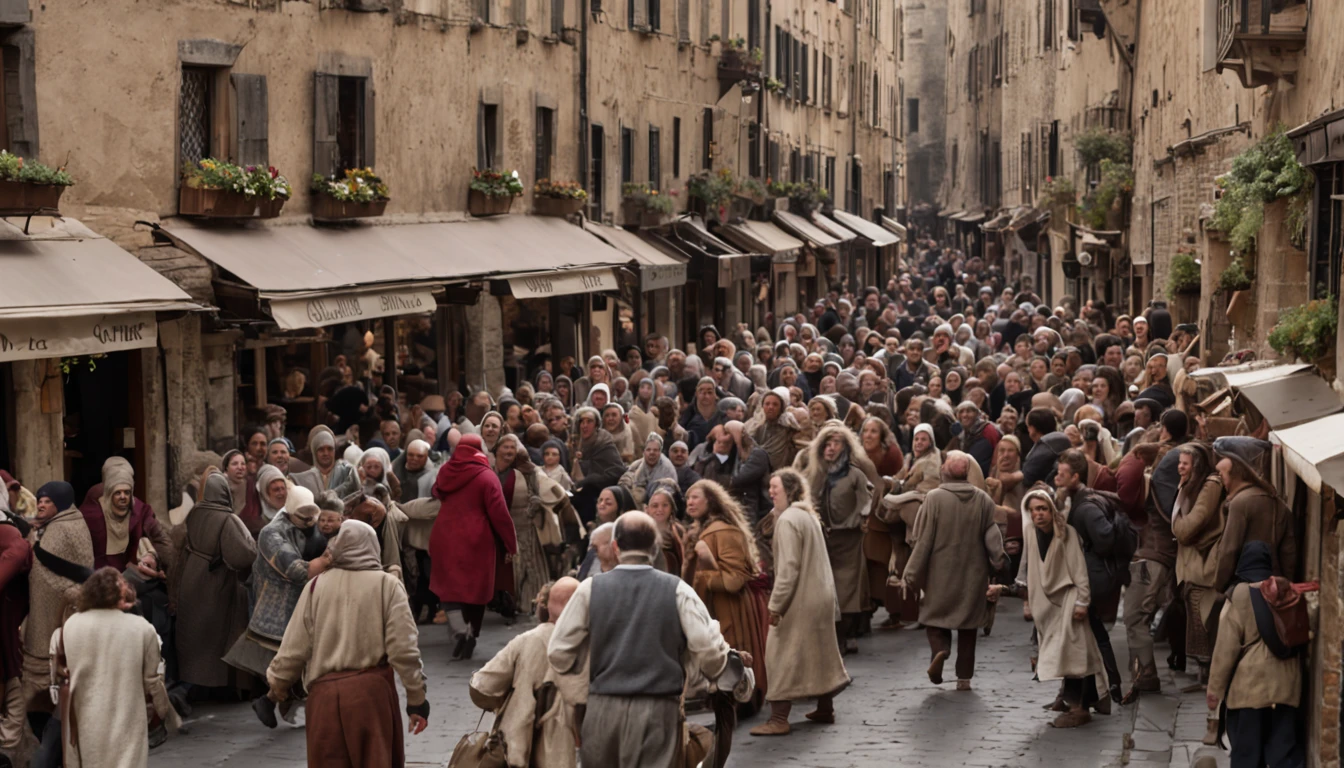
[1080,489,1139,583]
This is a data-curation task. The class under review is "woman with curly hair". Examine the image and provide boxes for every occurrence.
[682,479,768,704]
[800,423,875,655]
[751,469,851,736]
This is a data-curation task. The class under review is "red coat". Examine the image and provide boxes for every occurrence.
[0,522,30,682]
[429,445,518,605]
[79,486,164,572]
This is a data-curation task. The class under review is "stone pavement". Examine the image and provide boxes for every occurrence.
[1121,663,1229,768]
[148,599,1209,768]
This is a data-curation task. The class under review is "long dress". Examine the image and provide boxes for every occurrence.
[503,468,551,613]
[686,519,768,695]
[57,608,175,768]
[766,504,850,702]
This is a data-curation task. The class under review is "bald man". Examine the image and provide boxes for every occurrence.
[471,576,589,768]
[899,451,1005,691]
[550,511,741,768]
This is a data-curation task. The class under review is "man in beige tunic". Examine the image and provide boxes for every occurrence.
[899,453,1005,690]
[470,578,587,768]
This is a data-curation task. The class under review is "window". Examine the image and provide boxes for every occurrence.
[907,97,919,133]
[792,37,801,101]
[0,33,36,160]
[648,0,659,30]
[747,122,761,177]
[648,126,661,189]
[478,102,499,169]
[1066,0,1080,41]
[620,126,634,184]
[848,158,862,214]
[1043,0,1054,50]
[672,116,681,178]
[747,0,760,49]
[768,139,780,181]
[535,107,554,182]
[950,141,958,187]
[179,66,214,167]
[552,0,564,35]
[590,124,605,216]
[825,156,836,197]
[316,71,375,178]
[1309,163,1344,299]
[702,107,713,170]
[804,152,815,182]
[801,44,809,103]
[678,0,689,42]
[774,26,784,81]
[822,54,832,109]
[872,73,879,126]
[789,147,801,183]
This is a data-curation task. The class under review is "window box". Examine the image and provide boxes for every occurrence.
[621,198,671,228]
[533,196,586,217]
[469,189,516,216]
[312,196,388,221]
[179,186,285,219]
[0,181,65,216]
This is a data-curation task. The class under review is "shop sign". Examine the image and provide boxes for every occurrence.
[268,288,437,330]
[641,263,687,292]
[0,311,158,363]
[509,268,618,299]
[717,255,751,285]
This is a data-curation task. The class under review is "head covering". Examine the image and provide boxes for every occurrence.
[35,481,76,513]
[913,423,935,442]
[256,463,287,522]
[342,444,363,467]
[326,519,384,571]
[285,485,319,529]
[198,472,234,512]
[1058,388,1086,423]
[1213,436,1272,489]
[586,382,611,406]
[1233,540,1274,585]
[308,425,336,453]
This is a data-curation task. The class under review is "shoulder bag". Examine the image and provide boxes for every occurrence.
[448,689,512,768]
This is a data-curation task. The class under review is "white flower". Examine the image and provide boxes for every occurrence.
[511,170,520,179]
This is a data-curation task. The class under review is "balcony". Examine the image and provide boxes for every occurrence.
[1215,0,1308,89]
[716,47,761,99]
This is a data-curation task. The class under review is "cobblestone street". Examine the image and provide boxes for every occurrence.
[147,603,1176,767]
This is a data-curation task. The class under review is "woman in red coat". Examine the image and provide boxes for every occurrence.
[430,434,518,660]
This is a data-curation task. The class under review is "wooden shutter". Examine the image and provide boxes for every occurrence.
[231,73,269,168]
[677,0,689,42]
[362,79,376,169]
[632,0,646,29]
[313,72,340,179]
[553,0,565,34]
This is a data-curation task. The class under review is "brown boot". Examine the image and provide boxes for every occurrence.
[1051,706,1092,729]
[1201,717,1220,746]
[927,650,949,685]
[804,709,835,724]
[749,717,792,736]
[956,679,972,691]
[1134,663,1161,693]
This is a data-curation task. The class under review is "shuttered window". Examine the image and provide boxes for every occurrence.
[231,73,269,167]
[179,66,213,167]
[315,72,374,178]
[535,107,554,182]
[589,124,605,217]
[648,126,661,189]
[672,116,681,178]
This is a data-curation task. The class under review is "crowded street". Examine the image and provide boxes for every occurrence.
[148,605,1143,768]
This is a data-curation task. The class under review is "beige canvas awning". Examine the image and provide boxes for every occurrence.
[829,210,900,246]
[809,212,858,242]
[772,210,841,251]
[508,267,620,299]
[0,217,198,361]
[881,216,907,239]
[162,215,631,326]
[1191,362,1341,430]
[582,221,688,291]
[1272,413,1344,493]
[719,219,804,263]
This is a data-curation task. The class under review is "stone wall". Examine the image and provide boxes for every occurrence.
[901,0,946,209]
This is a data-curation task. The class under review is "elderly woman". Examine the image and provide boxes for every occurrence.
[230,485,325,727]
[359,446,401,500]
[256,464,289,527]
[801,424,875,655]
[267,520,428,766]
[495,434,556,613]
[621,433,678,505]
[989,490,1106,728]
[751,469,851,736]
[601,403,635,464]
[570,407,626,525]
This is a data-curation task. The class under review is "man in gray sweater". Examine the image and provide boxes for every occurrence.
[548,511,745,767]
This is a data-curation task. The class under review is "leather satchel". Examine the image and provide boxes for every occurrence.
[1248,578,1312,659]
[448,690,512,768]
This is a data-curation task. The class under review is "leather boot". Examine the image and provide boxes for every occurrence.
[927,650,949,685]
[1051,705,1092,729]
[1134,663,1161,693]
[749,716,792,736]
[446,610,472,659]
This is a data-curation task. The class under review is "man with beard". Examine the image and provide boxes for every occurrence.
[78,457,173,573]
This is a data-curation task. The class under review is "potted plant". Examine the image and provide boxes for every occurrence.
[310,167,389,221]
[180,159,291,218]
[766,180,828,214]
[718,36,761,86]
[0,151,73,215]
[1268,295,1338,379]
[1218,255,1255,325]
[687,169,736,221]
[533,179,588,217]
[469,168,524,216]
[621,182,674,228]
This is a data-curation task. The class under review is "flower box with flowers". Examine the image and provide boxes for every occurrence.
[0,151,73,215]
[621,182,675,228]
[311,168,390,220]
[180,159,291,218]
[469,168,524,216]
[533,179,588,217]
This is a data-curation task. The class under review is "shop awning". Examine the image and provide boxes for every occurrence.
[0,217,199,362]
[809,213,858,243]
[1191,362,1341,430]
[582,221,688,291]
[675,216,752,258]
[719,220,804,264]
[162,216,631,327]
[507,267,620,299]
[829,210,900,247]
[881,216,907,239]
[1271,413,1344,493]
[981,210,1014,232]
[771,210,841,253]
[1008,207,1050,231]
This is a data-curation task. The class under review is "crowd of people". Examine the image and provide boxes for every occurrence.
[0,237,1313,768]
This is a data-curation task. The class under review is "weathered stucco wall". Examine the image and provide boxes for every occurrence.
[902,0,946,209]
